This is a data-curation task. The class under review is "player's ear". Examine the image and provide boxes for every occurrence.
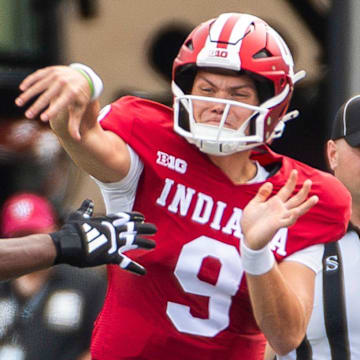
[326,139,339,172]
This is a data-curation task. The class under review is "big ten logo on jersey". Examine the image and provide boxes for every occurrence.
[156,177,288,254]
[156,151,187,174]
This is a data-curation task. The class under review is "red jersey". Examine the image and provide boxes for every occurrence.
[91,96,351,360]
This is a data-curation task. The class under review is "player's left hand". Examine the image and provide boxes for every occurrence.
[240,169,319,250]
[50,200,157,275]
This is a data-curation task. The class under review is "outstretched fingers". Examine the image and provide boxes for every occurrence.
[285,179,312,209]
[276,169,298,202]
[124,259,146,276]
[281,185,319,227]
[135,222,158,235]
[117,222,157,250]
[128,211,146,222]
[253,181,273,203]
[15,66,93,136]
[125,222,157,249]
[77,199,94,218]
[134,237,156,250]
[291,194,319,219]
[17,77,64,121]
[117,254,146,276]
[18,67,54,92]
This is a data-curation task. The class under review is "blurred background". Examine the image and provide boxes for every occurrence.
[0,0,357,216]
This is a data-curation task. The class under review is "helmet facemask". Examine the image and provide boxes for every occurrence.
[173,80,291,155]
[172,13,305,156]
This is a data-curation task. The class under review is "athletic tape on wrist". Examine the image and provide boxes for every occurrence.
[240,240,275,275]
[69,63,103,101]
[75,68,94,95]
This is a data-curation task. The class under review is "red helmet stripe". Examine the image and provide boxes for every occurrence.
[216,15,239,49]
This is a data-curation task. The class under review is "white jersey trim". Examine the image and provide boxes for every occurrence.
[91,144,143,214]
[247,161,269,184]
[284,243,324,274]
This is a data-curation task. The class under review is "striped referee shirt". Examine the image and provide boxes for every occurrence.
[277,230,360,359]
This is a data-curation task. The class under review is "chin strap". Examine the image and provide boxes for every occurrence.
[270,109,300,140]
[270,70,306,140]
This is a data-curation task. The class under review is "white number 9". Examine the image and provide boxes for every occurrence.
[166,236,243,337]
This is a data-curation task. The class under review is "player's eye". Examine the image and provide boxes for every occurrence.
[200,87,214,94]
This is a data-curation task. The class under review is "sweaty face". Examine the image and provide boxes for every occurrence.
[190,70,260,130]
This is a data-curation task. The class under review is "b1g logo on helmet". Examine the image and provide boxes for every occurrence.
[208,49,228,58]
[156,151,187,174]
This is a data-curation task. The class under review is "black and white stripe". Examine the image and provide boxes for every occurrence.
[277,231,360,359]
[82,222,108,253]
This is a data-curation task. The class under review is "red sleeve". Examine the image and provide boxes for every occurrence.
[272,157,351,260]
[99,96,173,144]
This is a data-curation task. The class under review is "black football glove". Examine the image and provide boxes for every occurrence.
[50,199,157,275]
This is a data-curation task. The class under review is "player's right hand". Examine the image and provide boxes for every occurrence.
[15,65,94,141]
[50,200,157,275]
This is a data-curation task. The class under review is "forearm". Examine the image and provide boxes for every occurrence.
[246,264,308,355]
[16,65,129,183]
[239,171,318,354]
[51,102,130,183]
[0,234,57,280]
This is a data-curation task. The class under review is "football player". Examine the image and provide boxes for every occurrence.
[14,13,350,360]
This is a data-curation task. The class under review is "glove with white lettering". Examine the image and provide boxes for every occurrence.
[50,199,157,275]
